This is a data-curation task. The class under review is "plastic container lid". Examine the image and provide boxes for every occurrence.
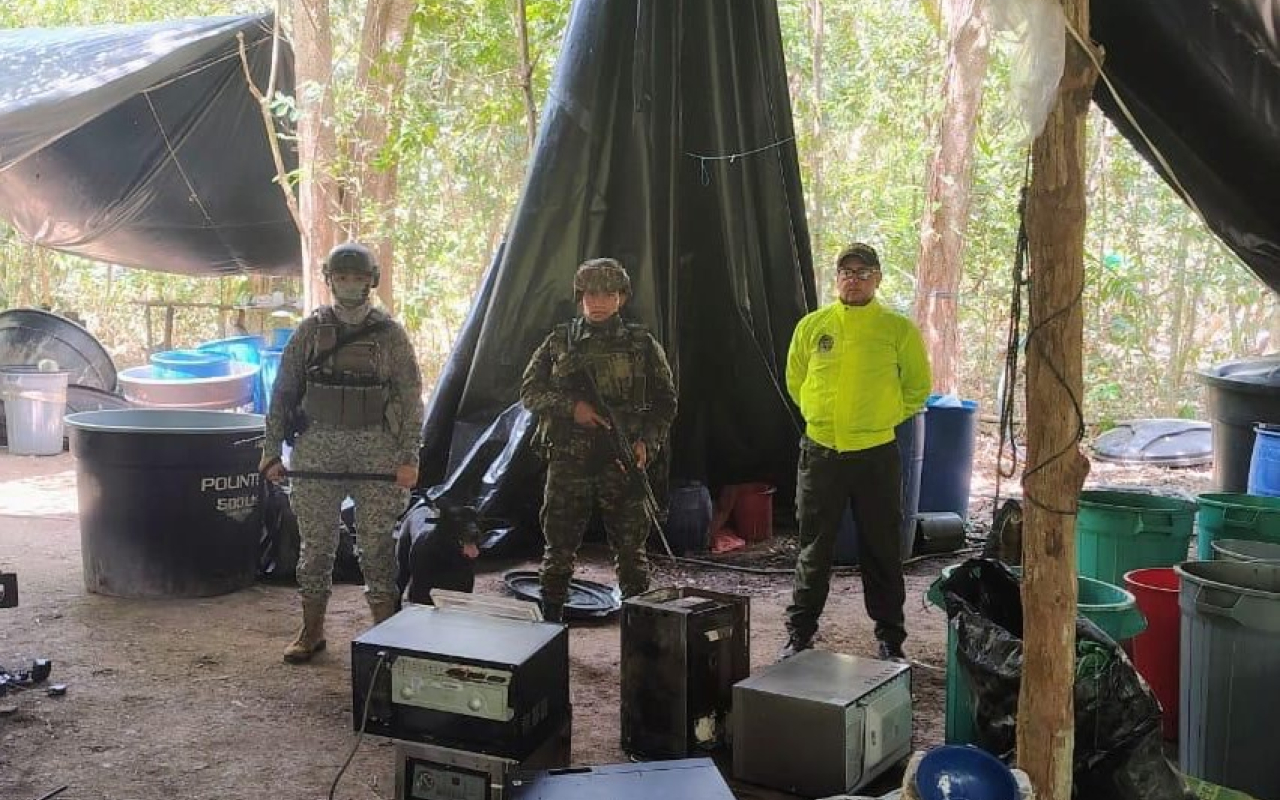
[1093,419,1212,467]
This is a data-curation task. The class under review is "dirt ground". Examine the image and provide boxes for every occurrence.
[0,429,1212,800]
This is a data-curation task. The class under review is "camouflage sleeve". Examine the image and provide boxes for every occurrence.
[640,333,677,452]
[383,320,425,467]
[261,315,318,463]
[520,331,575,418]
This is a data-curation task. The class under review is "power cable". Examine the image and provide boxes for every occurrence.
[328,652,387,800]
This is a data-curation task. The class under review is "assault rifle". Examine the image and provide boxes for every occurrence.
[577,368,675,560]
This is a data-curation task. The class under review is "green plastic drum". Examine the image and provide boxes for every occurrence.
[927,563,1147,746]
[1077,490,1196,586]
[1195,493,1280,561]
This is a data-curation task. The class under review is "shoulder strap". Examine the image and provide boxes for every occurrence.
[308,317,393,369]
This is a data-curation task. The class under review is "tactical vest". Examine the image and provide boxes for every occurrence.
[538,318,653,456]
[300,307,391,429]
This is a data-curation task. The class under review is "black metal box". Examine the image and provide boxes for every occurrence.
[352,605,570,760]
[394,716,571,800]
[620,587,749,758]
[508,758,735,800]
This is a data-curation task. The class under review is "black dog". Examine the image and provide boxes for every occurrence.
[395,497,482,605]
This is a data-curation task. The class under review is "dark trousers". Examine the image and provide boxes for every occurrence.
[786,437,906,648]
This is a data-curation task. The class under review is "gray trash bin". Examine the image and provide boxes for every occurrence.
[1175,560,1280,799]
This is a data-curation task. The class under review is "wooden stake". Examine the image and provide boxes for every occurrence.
[1016,2,1099,798]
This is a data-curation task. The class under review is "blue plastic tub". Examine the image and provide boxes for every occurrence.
[197,336,264,411]
[149,349,232,379]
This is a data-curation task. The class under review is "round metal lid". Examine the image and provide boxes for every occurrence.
[502,570,622,619]
[1092,418,1212,467]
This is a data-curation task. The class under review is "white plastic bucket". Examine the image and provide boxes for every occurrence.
[1,366,70,455]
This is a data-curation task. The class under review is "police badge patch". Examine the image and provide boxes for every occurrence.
[817,334,835,353]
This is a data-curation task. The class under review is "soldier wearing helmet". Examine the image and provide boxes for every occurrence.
[259,241,428,663]
[520,257,677,622]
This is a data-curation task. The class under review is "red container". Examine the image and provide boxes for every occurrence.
[729,483,776,543]
[1124,567,1181,740]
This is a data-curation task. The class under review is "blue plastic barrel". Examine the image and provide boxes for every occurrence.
[919,395,979,520]
[260,347,283,412]
[664,482,712,555]
[834,412,925,564]
[149,349,232,379]
[270,327,295,348]
[1248,425,1280,497]
[197,336,264,412]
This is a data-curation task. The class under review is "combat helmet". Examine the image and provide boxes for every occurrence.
[322,242,380,288]
[573,257,630,299]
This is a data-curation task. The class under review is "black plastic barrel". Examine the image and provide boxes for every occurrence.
[66,409,265,598]
[0,308,117,391]
[1196,357,1280,492]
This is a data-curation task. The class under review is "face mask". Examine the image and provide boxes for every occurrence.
[330,277,371,308]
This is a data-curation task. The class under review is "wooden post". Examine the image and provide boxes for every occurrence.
[1016,2,1098,799]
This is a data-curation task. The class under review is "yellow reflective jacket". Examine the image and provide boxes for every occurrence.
[786,298,932,452]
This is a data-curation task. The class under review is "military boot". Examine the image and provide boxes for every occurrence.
[283,597,328,664]
[368,596,398,625]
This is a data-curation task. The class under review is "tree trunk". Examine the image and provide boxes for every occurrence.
[345,0,419,313]
[912,0,991,394]
[515,0,538,153]
[290,0,341,312]
[1017,4,1097,799]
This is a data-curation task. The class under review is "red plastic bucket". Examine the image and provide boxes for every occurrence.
[730,483,776,543]
[1124,567,1181,740]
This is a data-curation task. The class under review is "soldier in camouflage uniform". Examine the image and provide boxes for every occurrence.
[259,242,424,664]
[520,258,677,622]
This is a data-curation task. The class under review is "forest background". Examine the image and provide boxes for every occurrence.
[2,0,1273,429]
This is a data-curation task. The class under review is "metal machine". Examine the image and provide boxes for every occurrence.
[732,650,912,797]
[351,604,570,761]
[394,717,571,800]
[620,587,749,758]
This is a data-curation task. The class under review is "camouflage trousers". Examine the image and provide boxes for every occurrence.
[290,426,408,604]
[539,457,651,606]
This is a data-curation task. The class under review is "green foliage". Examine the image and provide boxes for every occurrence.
[2,0,1273,423]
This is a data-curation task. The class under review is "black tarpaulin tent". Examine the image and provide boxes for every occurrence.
[0,13,299,276]
[419,0,816,550]
[1092,0,1280,292]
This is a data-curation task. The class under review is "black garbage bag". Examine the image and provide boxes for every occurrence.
[938,558,1189,800]
[394,494,481,604]
[257,485,365,585]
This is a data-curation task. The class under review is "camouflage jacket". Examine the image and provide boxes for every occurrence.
[262,305,424,466]
[520,315,677,461]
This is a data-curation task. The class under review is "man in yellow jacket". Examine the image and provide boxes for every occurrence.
[782,243,932,662]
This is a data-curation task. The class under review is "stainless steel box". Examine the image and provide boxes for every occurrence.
[732,649,912,797]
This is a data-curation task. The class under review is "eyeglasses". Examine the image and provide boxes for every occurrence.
[836,267,880,281]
